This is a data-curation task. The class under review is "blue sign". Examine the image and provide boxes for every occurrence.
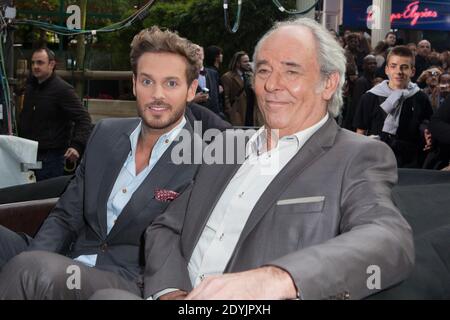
[343,0,450,31]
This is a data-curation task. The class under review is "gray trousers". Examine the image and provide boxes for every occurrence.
[0,225,142,300]
[90,288,144,300]
[0,225,30,270]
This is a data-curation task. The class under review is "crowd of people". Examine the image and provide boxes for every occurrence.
[336,30,450,170]
[0,17,449,300]
[17,26,450,180]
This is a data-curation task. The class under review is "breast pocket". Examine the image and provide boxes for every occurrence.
[275,196,325,214]
[272,196,326,251]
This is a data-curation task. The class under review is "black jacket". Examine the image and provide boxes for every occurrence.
[412,54,430,85]
[353,91,433,168]
[19,73,92,154]
[428,96,450,168]
[195,67,223,116]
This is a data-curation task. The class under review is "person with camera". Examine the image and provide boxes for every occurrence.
[354,46,433,168]
[419,68,450,112]
[191,45,224,118]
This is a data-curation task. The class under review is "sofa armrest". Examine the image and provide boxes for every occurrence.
[0,198,58,237]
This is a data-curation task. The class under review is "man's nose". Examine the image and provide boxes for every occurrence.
[264,72,282,92]
[151,84,165,99]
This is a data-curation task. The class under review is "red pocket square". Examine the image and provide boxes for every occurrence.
[154,189,180,202]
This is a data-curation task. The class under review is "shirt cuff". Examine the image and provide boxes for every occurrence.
[149,288,180,300]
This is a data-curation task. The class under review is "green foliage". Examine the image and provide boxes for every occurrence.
[99,0,295,71]
[16,0,299,71]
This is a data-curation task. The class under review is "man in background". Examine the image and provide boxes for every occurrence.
[191,45,223,118]
[19,48,92,181]
[221,51,258,126]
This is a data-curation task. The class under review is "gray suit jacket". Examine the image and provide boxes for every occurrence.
[29,118,200,283]
[144,117,414,299]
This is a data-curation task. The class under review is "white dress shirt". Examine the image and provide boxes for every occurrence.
[187,114,329,287]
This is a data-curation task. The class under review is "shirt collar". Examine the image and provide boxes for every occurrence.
[246,113,329,158]
[129,116,187,161]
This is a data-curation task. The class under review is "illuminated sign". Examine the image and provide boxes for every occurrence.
[367,1,438,27]
[344,0,450,31]
[390,1,438,26]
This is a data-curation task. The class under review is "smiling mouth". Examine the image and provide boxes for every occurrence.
[147,104,170,113]
[266,100,289,107]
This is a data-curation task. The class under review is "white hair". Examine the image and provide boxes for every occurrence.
[253,18,346,117]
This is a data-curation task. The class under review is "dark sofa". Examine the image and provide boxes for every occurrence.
[0,170,449,299]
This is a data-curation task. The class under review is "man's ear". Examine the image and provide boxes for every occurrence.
[132,75,136,97]
[411,66,416,78]
[49,60,56,71]
[187,79,199,102]
[321,72,340,101]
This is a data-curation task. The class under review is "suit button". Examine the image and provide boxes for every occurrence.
[101,243,108,252]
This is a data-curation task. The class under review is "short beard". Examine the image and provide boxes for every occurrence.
[139,101,185,131]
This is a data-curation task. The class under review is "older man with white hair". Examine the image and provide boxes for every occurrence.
[94,18,414,300]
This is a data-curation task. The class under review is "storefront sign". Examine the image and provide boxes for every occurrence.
[344,0,450,30]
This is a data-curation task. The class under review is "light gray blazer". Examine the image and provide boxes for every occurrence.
[144,116,414,299]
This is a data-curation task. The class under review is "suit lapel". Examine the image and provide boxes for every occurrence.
[184,131,251,258]
[185,162,241,258]
[225,117,339,269]
[106,143,178,240]
[106,121,196,241]
[96,131,133,238]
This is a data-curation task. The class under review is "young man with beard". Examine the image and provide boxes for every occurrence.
[0,26,202,299]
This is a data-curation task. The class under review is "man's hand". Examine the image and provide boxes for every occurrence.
[64,147,80,162]
[417,70,430,83]
[158,290,188,300]
[430,87,441,109]
[423,129,433,151]
[192,92,209,104]
[185,266,298,300]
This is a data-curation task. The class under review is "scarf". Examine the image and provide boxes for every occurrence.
[369,80,420,135]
